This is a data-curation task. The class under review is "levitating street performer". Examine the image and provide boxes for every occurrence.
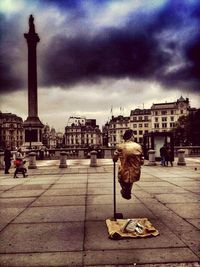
[113,129,144,200]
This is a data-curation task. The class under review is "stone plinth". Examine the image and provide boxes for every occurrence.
[28,152,37,169]
[59,151,67,168]
[148,150,156,166]
[90,151,97,167]
[177,149,186,166]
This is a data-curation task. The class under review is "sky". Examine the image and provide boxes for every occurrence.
[0,0,200,132]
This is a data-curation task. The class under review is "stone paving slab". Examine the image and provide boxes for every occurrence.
[51,183,87,189]
[155,193,199,203]
[86,203,156,220]
[0,252,83,267]
[84,220,185,250]
[186,219,200,229]
[0,185,19,190]
[137,181,175,187]
[31,195,86,207]
[56,177,87,184]
[83,248,199,265]
[0,197,36,208]
[13,206,85,223]
[141,186,187,194]
[166,203,200,218]
[12,184,51,190]
[43,188,86,196]
[0,189,45,198]
[87,194,141,205]
[0,222,84,253]
[0,207,25,231]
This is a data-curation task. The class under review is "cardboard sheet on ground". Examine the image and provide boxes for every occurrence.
[106,218,159,239]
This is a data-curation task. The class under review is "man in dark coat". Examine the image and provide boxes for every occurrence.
[4,147,12,174]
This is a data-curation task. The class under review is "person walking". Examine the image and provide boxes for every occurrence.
[113,129,144,200]
[166,146,173,166]
[160,144,167,166]
[4,147,12,174]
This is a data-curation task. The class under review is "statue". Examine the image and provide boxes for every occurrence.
[29,14,35,33]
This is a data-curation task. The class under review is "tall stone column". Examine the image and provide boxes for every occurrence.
[23,15,43,148]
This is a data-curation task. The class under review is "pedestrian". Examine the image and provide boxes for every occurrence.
[166,146,173,166]
[16,148,23,159]
[4,147,12,174]
[113,129,144,200]
[13,158,28,178]
[160,144,167,166]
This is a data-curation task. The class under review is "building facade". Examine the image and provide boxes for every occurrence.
[0,112,24,150]
[107,115,130,147]
[151,97,190,132]
[64,117,102,148]
[105,97,193,146]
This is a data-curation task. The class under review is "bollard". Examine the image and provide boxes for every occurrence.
[90,150,97,167]
[78,150,85,159]
[28,152,37,169]
[148,150,156,166]
[177,149,186,166]
[0,152,4,170]
[59,151,67,168]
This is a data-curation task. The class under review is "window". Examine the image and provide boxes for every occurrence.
[144,116,148,120]
[139,130,143,135]
[181,110,183,114]
[139,124,142,128]
[144,123,148,127]
[133,131,137,135]
[161,110,167,115]
[155,117,158,122]
[171,110,174,115]
[162,123,167,128]
[133,124,137,128]
[162,117,167,122]
[139,116,143,121]
[145,130,148,134]
[170,116,174,121]
[170,123,175,128]
[132,117,137,121]
[139,137,143,143]
[155,111,158,115]
[154,123,159,128]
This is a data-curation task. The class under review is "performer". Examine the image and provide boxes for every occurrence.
[113,129,144,199]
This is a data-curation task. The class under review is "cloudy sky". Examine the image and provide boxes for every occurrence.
[0,0,200,132]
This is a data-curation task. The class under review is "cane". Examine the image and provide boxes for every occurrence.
[113,161,123,220]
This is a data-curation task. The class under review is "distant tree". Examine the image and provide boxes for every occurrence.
[173,109,200,146]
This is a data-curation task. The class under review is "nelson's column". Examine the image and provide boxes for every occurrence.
[23,15,44,148]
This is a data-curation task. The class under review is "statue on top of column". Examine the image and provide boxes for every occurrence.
[29,14,35,33]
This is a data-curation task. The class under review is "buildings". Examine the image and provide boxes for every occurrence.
[1,97,196,150]
[0,112,24,150]
[105,97,193,146]
[64,116,102,148]
[42,124,64,148]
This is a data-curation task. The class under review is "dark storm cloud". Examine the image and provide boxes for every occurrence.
[0,13,26,93]
[42,28,164,86]
[41,0,200,91]
[0,0,200,94]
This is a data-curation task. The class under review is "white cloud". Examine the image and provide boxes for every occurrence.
[1,78,199,132]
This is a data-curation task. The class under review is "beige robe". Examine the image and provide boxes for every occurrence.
[114,140,143,183]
